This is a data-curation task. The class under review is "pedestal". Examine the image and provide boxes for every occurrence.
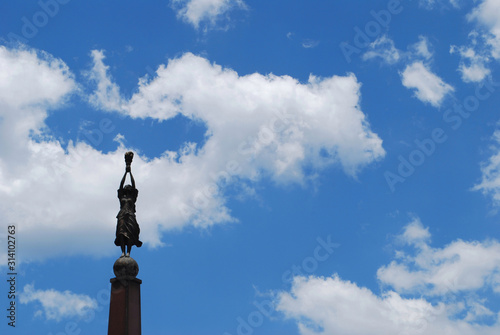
[108,256,142,335]
[108,277,142,335]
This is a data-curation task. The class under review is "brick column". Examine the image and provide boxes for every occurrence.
[108,256,142,335]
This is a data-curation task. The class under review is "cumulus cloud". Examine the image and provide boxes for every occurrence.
[277,275,500,335]
[170,0,246,29]
[0,46,75,168]
[400,61,454,107]
[276,219,500,335]
[20,284,97,322]
[0,46,385,263]
[0,46,140,262]
[89,50,385,173]
[278,275,443,335]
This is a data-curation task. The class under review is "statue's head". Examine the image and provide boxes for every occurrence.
[120,185,137,199]
[123,185,133,195]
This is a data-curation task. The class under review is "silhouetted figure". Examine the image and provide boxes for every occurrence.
[115,152,142,257]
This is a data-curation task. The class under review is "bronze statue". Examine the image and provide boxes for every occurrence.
[115,152,142,257]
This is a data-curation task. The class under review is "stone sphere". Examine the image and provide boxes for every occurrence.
[113,256,139,279]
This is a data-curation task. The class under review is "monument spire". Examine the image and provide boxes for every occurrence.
[108,151,142,335]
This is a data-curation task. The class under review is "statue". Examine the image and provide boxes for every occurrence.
[115,151,142,257]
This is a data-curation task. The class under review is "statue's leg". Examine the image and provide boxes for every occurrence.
[120,236,125,257]
[126,243,132,257]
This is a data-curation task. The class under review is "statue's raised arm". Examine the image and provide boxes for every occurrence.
[120,152,135,189]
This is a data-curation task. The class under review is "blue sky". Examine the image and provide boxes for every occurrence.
[2,0,500,334]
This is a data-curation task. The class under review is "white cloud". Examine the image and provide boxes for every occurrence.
[276,219,500,335]
[302,39,320,49]
[20,284,97,322]
[0,46,385,263]
[474,130,500,206]
[468,0,500,59]
[412,36,433,60]
[400,61,454,107]
[170,0,246,29]
[450,31,491,83]
[0,47,75,108]
[399,217,431,246]
[378,225,500,295]
[458,58,491,83]
[278,275,441,335]
[277,275,500,335]
[362,35,432,66]
[464,299,495,322]
[89,50,385,175]
[86,50,123,111]
[460,62,491,82]
[419,0,460,9]
[0,46,126,262]
[0,46,75,167]
[362,35,401,65]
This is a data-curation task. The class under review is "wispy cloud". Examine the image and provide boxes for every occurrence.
[362,35,401,64]
[170,0,247,30]
[362,35,432,65]
[412,35,433,60]
[419,0,461,10]
[302,39,320,49]
[473,129,500,207]
[450,31,492,83]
